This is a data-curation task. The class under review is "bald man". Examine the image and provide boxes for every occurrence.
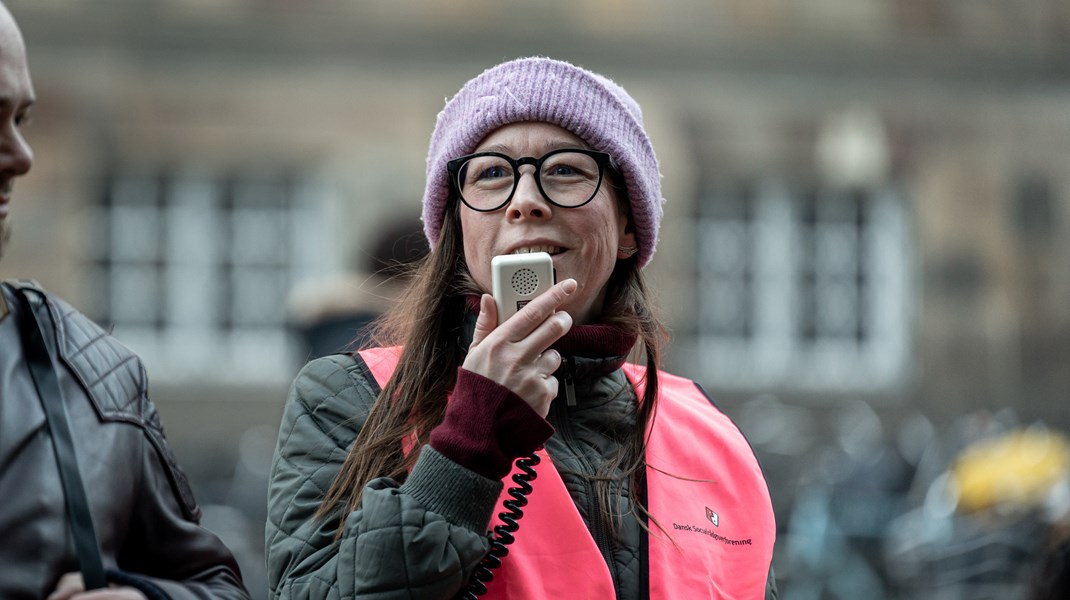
[0,4,248,599]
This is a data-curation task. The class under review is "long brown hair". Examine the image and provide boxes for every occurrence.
[318,194,667,539]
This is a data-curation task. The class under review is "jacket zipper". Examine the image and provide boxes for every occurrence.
[564,356,577,407]
[553,357,618,588]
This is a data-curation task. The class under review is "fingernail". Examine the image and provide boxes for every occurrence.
[562,279,577,294]
[557,311,573,328]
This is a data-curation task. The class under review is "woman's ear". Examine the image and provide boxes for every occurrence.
[616,216,638,260]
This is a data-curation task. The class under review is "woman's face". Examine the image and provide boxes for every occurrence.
[459,122,635,325]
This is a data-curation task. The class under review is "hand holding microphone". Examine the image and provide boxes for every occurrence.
[463,253,574,417]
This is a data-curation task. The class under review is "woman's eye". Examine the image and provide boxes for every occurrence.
[478,166,508,180]
[545,161,592,179]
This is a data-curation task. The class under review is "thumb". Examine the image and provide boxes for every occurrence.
[47,572,85,600]
[470,294,498,347]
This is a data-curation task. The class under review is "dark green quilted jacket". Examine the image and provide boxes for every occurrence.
[265,347,777,599]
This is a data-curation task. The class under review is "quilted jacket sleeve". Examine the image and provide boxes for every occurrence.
[265,355,504,600]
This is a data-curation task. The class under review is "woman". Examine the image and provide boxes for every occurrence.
[267,57,777,599]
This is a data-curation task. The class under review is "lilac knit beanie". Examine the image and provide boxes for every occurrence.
[422,57,663,268]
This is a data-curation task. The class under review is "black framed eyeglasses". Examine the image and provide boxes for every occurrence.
[447,148,612,212]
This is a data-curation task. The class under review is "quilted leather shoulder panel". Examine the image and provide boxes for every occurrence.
[48,293,145,420]
[46,292,199,520]
[4,281,201,521]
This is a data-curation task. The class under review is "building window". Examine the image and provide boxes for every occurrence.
[690,180,910,392]
[85,169,334,384]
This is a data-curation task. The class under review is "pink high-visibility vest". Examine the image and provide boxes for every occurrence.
[358,346,775,599]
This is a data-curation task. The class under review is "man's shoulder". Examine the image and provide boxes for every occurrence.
[5,279,202,520]
[4,279,148,417]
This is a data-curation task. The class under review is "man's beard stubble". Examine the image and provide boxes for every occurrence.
[0,219,10,262]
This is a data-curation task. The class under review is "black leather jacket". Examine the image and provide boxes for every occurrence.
[0,281,248,599]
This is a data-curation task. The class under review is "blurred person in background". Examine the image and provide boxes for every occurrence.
[288,217,428,359]
[0,3,248,599]
[267,57,776,598]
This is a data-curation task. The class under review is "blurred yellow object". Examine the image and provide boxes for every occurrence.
[951,427,1070,513]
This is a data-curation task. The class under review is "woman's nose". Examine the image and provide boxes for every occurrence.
[508,168,552,220]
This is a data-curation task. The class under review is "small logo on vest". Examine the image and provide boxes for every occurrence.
[706,506,720,527]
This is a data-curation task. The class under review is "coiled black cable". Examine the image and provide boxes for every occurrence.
[456,452,541,599]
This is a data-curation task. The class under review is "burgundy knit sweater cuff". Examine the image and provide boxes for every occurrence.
[429,368,555,480]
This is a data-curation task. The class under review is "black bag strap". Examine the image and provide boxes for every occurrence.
[10,284,108,590]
